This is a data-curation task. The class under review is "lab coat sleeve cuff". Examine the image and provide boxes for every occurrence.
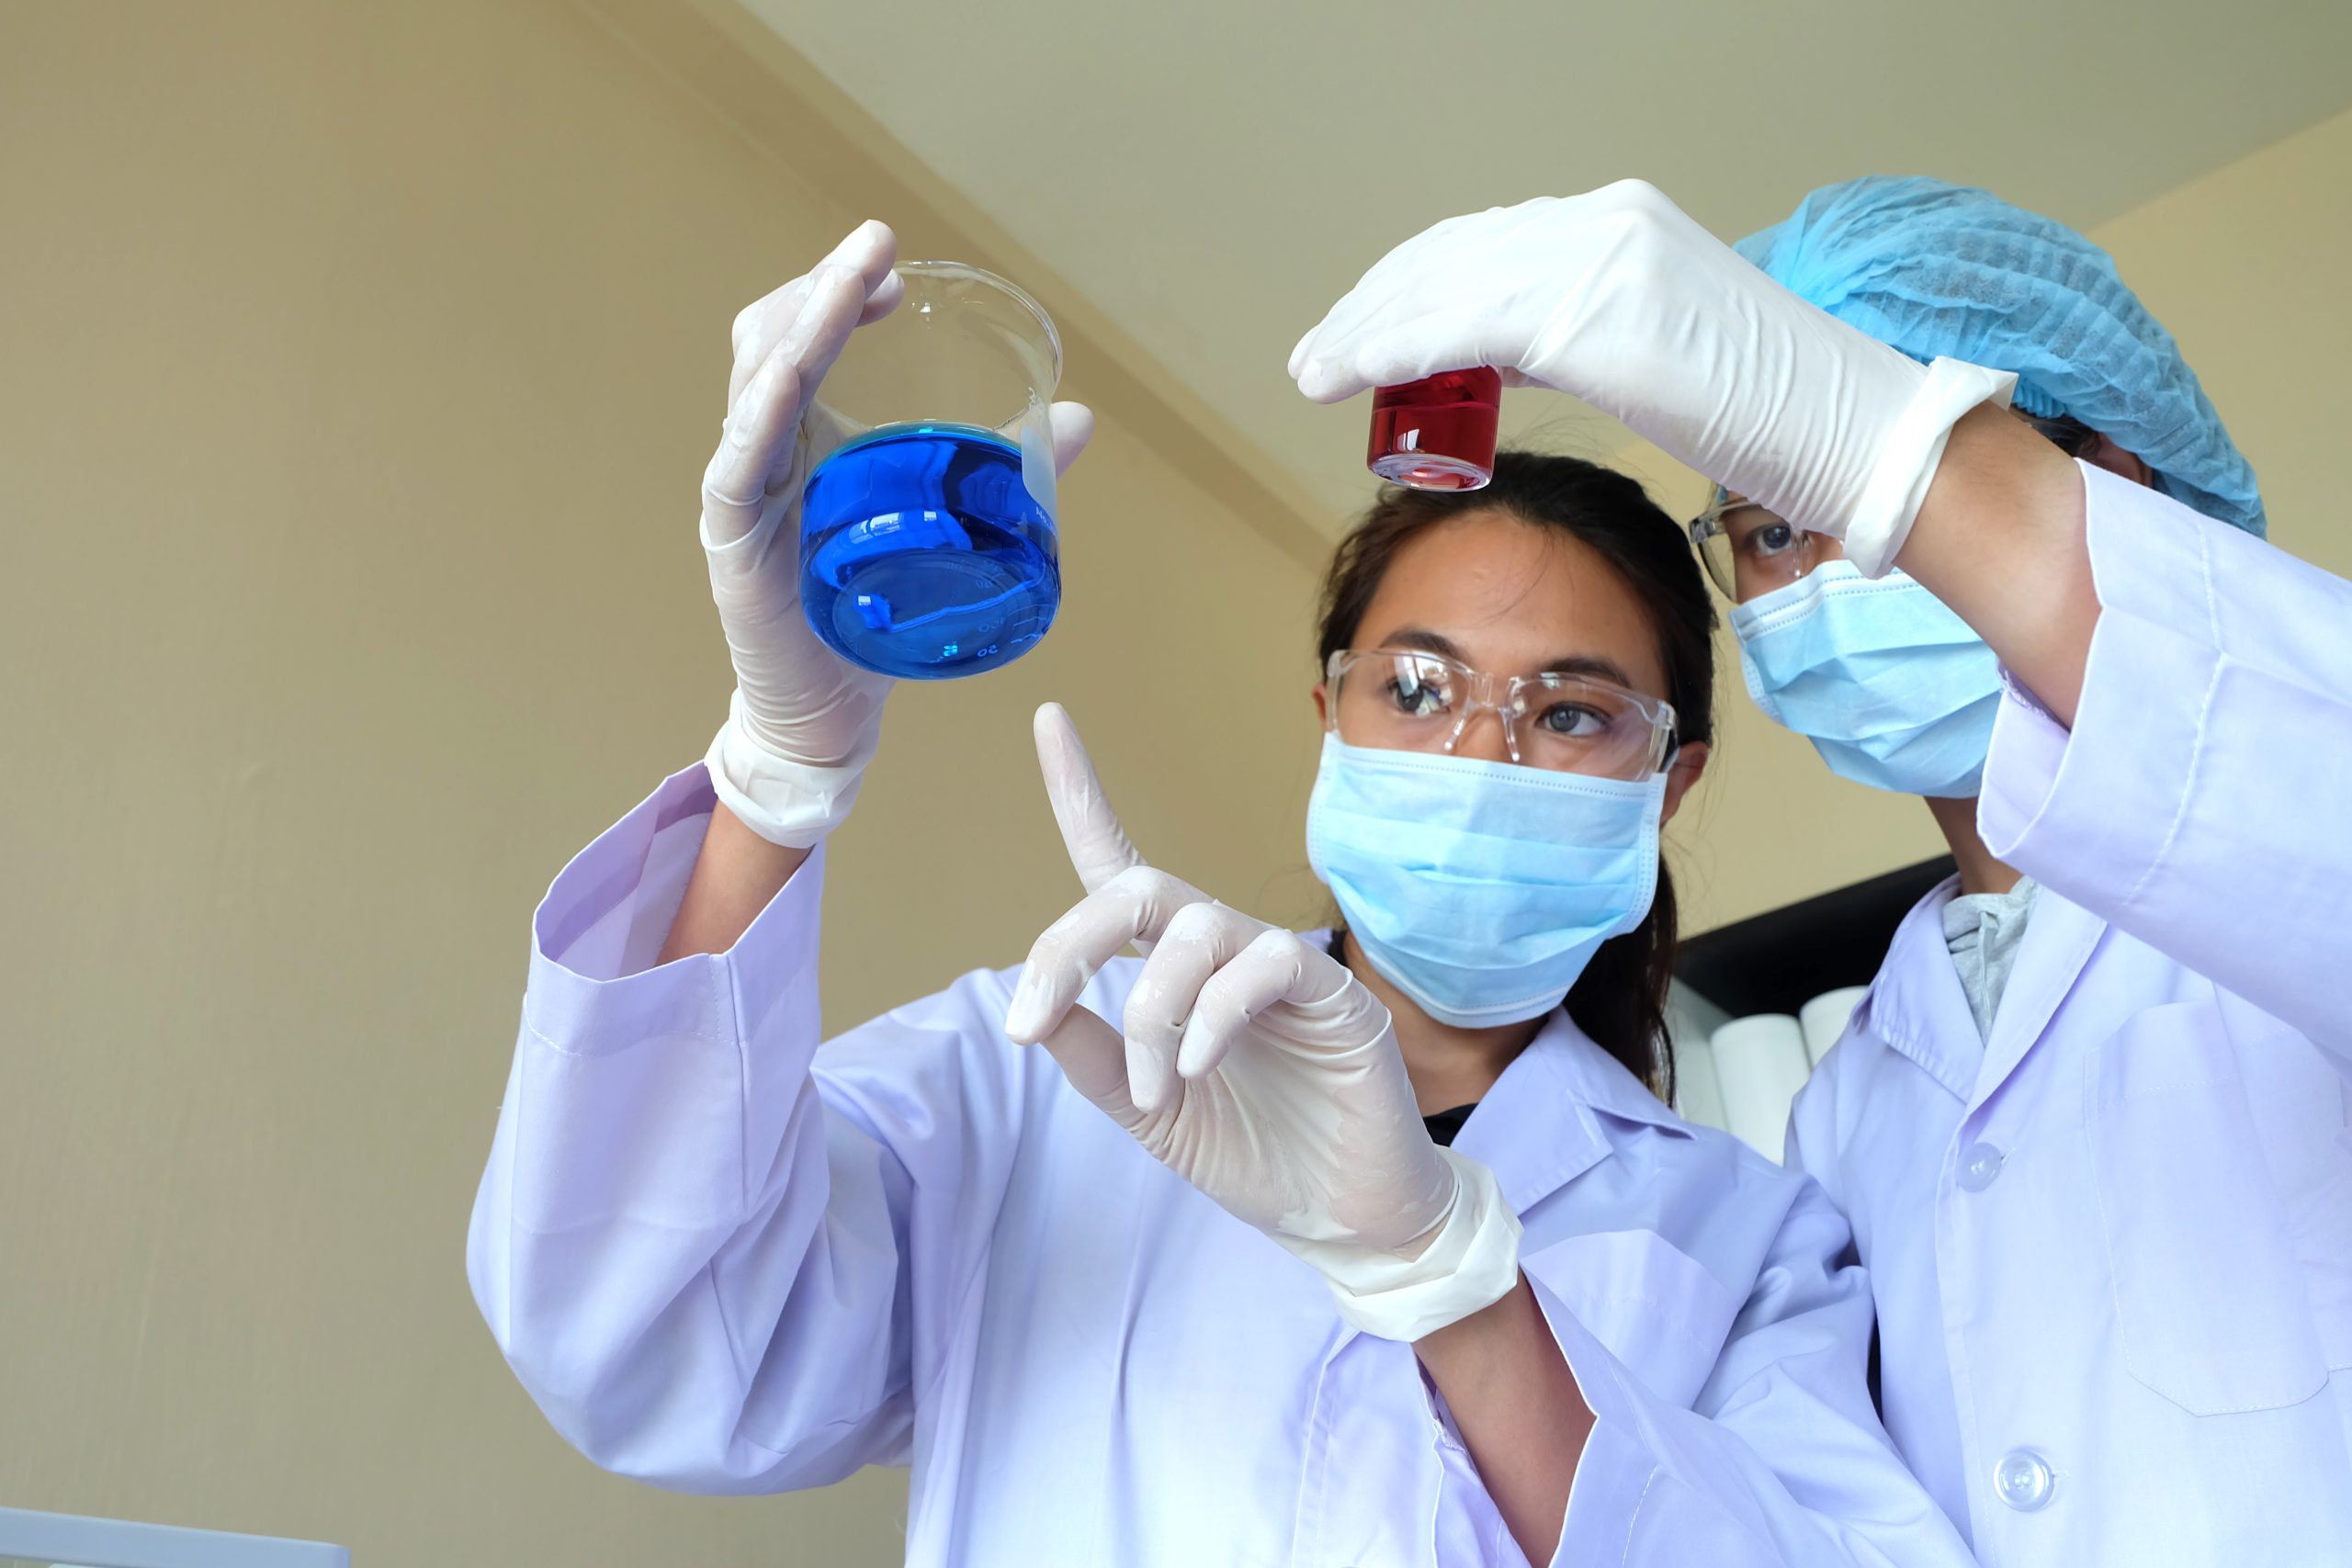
[1526,1272,1764,1566]
[1536,1280,1654,1568]
[1976,463,2219,888]
[1978,466,2352,1051]
[526,762,823,1040]
[510,764,826,1233]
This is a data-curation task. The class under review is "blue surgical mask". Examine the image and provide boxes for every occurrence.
[1730,562,2003,799]
[1305,735,1665,1029]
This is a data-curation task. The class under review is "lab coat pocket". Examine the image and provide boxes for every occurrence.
[1521,1230,1744,1408]
[2087,1003,2329,1415]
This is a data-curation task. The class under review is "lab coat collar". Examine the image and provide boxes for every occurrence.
[1854,875,1982,1103]
[1856,875,2109,1111]
[1451,1009,1690,1215]
[1966,885,2107,1113]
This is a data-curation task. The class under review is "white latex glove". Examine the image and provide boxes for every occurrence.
[1003,704,1522,1341]
[1287,181,2014,576]
[701,220,1096,845]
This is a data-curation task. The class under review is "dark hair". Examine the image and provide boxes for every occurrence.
[1315,451,1716,1101]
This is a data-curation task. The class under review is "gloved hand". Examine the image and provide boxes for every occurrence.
[1003,704,1522,1340]
[701,221,1095,844]
[1287,181,2014,577]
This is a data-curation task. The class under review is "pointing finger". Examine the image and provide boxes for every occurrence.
[1035,703,1144,897]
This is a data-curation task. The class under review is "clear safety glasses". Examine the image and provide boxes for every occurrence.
[1324,649,1679,781]
[1688,413,2101,604]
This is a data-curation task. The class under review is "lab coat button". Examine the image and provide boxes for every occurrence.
[1995,1449,2053,1511]
[1958,1142,2006,1191]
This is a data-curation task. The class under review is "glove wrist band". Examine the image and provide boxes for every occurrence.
[1844,357,2019,578]
[1301,1148,1524,1342]
[705,688,875,849]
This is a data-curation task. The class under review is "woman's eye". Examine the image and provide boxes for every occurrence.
[1532,702,1609,739]
[1747,521,1799,558]
[1383,669,1452,716]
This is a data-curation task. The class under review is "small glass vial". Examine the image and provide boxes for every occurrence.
[1367,367,1501,491]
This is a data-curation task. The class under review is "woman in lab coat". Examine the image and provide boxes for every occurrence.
[468,220,1977,1566]
[1293,176,2352,1567]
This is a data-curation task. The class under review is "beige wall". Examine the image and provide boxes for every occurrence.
[2088,105,2352,585]
[0,2,1317,1561]
[4,1,2345,1561]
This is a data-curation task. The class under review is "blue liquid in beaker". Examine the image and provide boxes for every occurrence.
[799,423,1060,680]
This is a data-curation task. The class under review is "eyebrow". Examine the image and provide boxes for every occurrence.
[1377,626,1638,690]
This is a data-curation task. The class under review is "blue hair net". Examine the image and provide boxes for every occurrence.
[1736,175,2264,537]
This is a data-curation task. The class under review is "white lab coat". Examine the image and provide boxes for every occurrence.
[467,771,1974,1565]
[1789,464,2352,1566]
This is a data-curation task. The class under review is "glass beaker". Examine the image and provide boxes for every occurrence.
[799,261,1064,680]
[1367,367,1501,491]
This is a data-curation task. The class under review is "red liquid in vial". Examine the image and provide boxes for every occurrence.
[1367,367,1502,491]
